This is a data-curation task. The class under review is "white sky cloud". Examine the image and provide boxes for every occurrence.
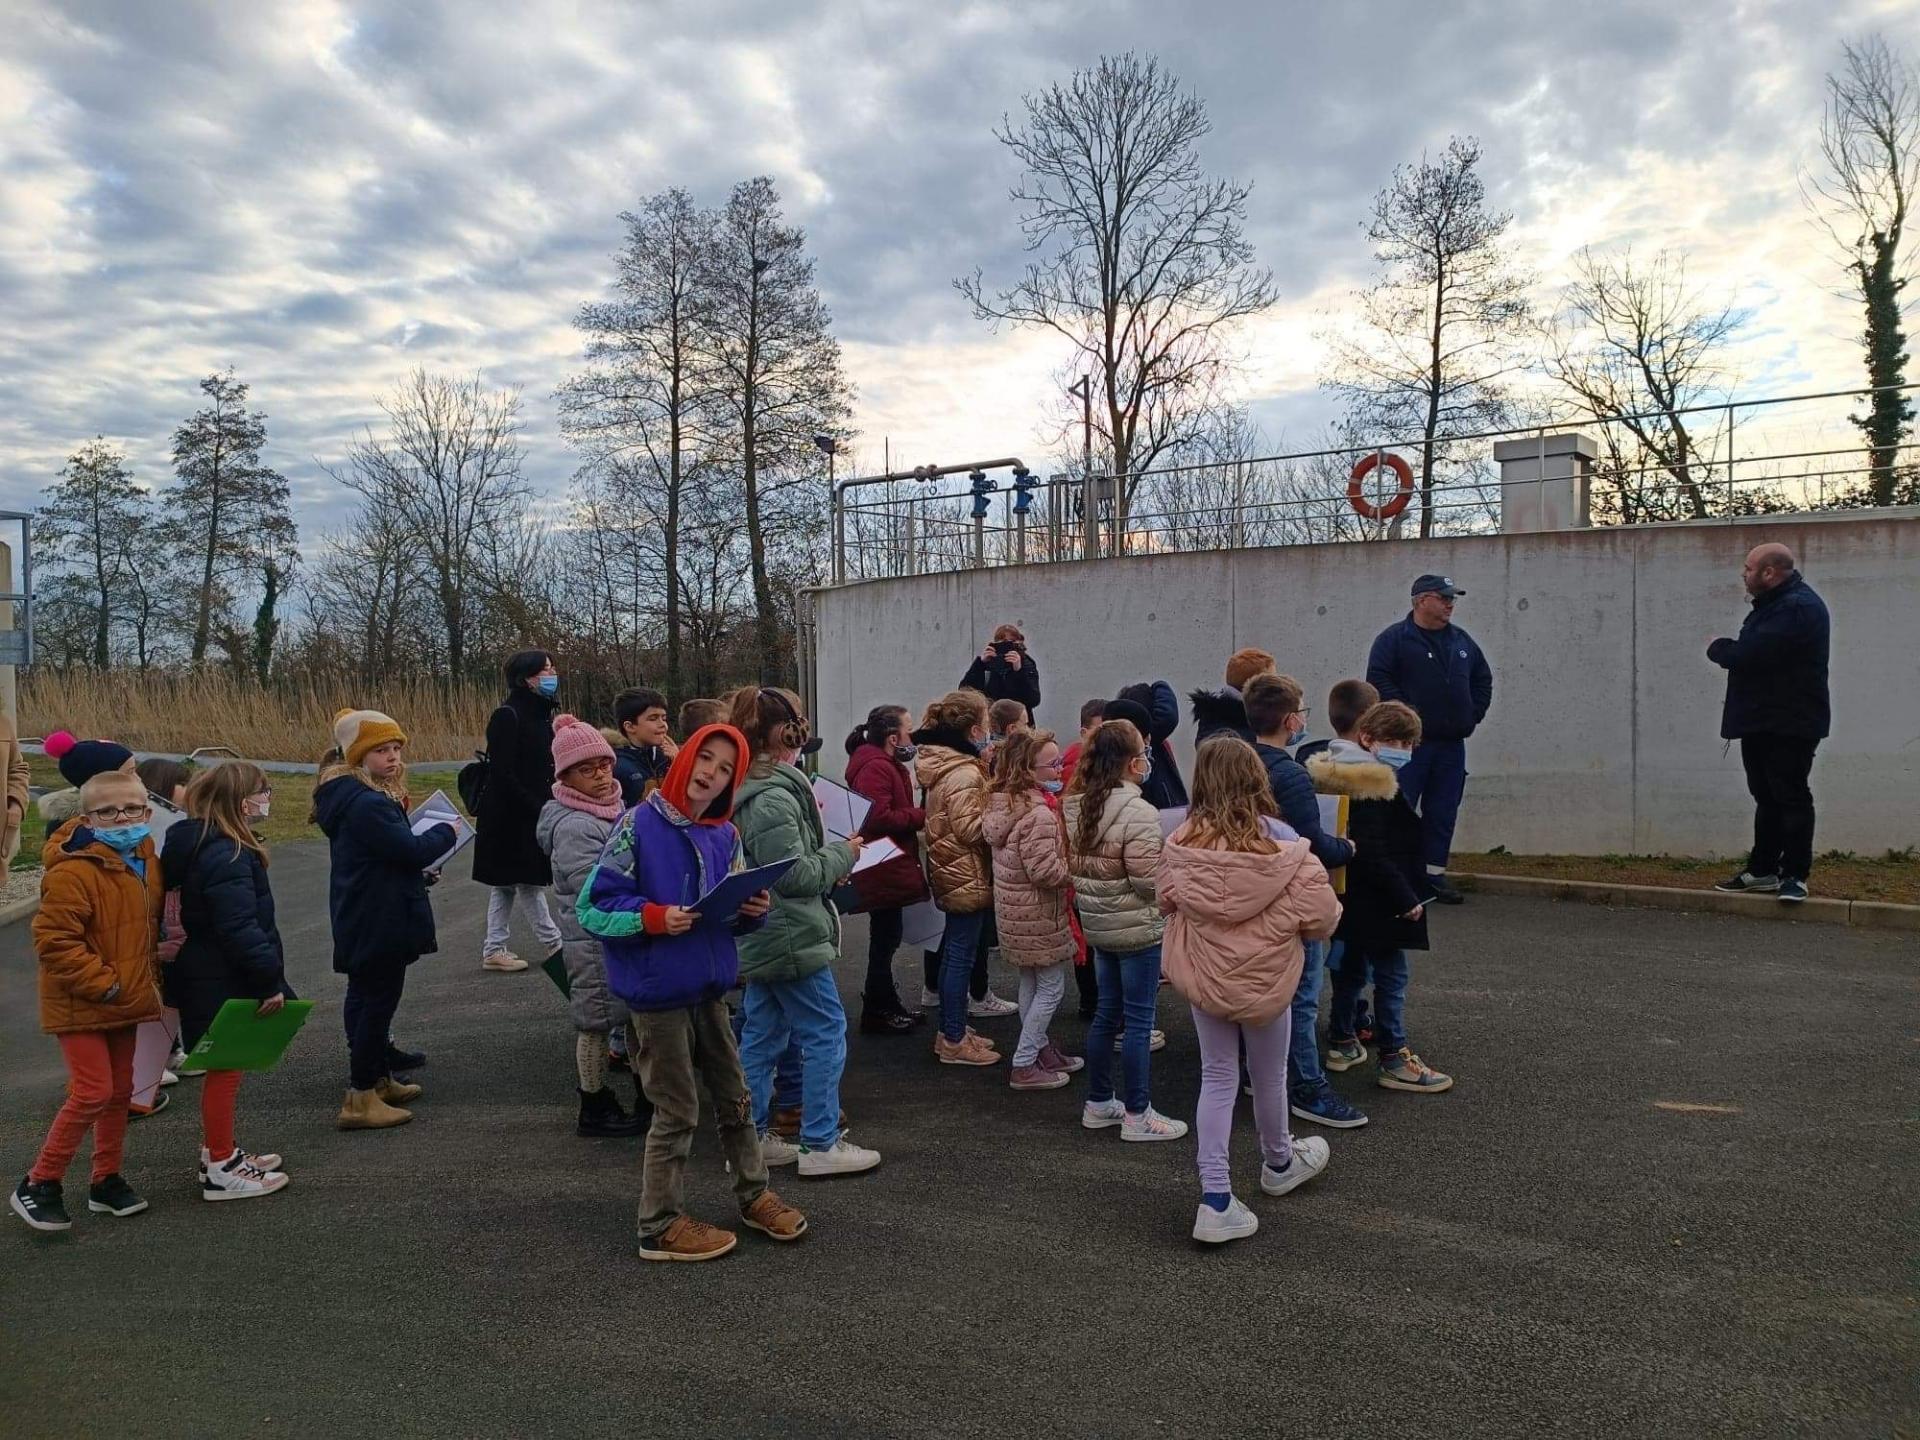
[0,0,1912,532]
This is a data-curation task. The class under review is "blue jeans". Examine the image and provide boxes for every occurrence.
[1395,737,1467,872]
[1330,948,1409,1057]
[938,909,990,1042]
[731,1004,801,1112]
[738,973,844,1145]
[1085,944,1162,1113]
[1286,938,1338,1093]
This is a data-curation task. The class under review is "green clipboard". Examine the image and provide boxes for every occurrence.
[177,999,316,1073]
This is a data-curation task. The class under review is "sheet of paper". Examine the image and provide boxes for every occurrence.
[131,1009,181,1108]
[810,777,872,840]
[849,836,902,874]
[147,794,188,843]
[1158,805,1188,838]
[901,898,946,950]
[410,788,474,871]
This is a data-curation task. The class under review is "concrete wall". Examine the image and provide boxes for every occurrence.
[811,511,1920,857]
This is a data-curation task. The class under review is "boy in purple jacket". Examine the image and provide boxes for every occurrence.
[577,723,808,1263]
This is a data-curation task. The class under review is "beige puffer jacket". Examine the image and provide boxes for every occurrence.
[915,738,991,914]
[981,792,1074,966]
[1063,781,1164,953]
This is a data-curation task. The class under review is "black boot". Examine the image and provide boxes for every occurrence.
[576,1086,646,1139]
[384,1039,427,1073]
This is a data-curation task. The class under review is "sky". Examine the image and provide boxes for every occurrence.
[1,0,1915,540]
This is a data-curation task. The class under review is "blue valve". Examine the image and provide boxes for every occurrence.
[1010,466,1036,515]
[969,470,992,519]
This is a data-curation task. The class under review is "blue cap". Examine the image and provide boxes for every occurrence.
[1411,574,1463,599]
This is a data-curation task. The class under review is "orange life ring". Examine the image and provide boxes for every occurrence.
[1348,453,1414,520]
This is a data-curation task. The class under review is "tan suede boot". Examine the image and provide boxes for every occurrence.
[375,1076,423,1104]
[336,1088,413,1130]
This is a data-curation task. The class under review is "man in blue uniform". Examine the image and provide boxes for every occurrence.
[1365,575,1494,905]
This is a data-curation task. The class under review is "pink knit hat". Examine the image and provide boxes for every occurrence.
[551,713,615,777]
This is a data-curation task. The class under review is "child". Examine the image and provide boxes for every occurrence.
[1305,701,1452,1093]
[678,697,728,736]
[537,716,646,1139]
[1161,737,1341,1243]
[36,732,137,850]
[1059,697,1108,787]
[577,723,808,1260]
[1104,681,1189,808]
[312,710,458,1130]
[983,697,1029,761]
[842,704,930,1034]
[730,688,881,1177]
[613,686,676,805]
[914,689,1002,1066]
[982,729,1082,1090]
[1243,673,1366,1130]
[161,762,292,1201]
[12,768,164,1231]
[1297,678,1379,1043]
[1064,719,1185,1141]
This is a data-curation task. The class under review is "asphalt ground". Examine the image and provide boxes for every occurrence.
[1,843,1914,1439]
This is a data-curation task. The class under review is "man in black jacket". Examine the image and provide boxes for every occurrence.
[1708,543,1831,903]
[960,624,1040,723]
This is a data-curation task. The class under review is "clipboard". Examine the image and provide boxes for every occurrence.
[176,998,316,1073]
[411,788,474,871]
[810,777,872,840]
[688,858,797,918]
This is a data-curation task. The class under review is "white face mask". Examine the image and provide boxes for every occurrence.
[246,794,272,820]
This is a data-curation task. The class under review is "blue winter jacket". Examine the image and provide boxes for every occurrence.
[575,792,766,1013]
[1366,616,1494,742]
[312,772,456,975]
[1253,742,1355,870]
[1707,572,1831,740]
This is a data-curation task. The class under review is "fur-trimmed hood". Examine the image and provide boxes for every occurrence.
[37,786,83,824]
[1305,751,1400,801]
[1188,687,1249,736]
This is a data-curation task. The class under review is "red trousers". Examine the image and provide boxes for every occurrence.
[200,1069,242,1158]
[30,1027,137,1185]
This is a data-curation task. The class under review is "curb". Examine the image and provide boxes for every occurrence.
[0,894,38,928]
[1452,872,1920,932]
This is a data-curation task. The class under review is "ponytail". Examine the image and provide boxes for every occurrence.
[846,704,908,756]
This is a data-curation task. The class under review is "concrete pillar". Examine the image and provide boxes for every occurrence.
[1495,432,1597,533]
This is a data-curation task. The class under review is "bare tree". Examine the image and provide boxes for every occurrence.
[1545,248,1745,521]
[1324,136,1533,537]
[959,53,1277,537]
[702,177,852,683]
[559,188,719,703]
[327,370,531,681]
[1806,34,1920,504]
[163,371,296,662]
[33,439,147,667]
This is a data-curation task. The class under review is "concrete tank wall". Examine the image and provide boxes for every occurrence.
[810,511,1920,858]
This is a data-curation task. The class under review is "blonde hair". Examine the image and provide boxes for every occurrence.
[1182,738,1279,854]
[310,744,409,820]
[184,761,271,867]
[987,728,1056,807]
[1356,700,1422,747]
[79,770,146,812]
[1068,719,1143,856]
[920,689,989,734]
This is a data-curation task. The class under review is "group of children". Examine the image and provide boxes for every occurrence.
[12,645,1454,1254]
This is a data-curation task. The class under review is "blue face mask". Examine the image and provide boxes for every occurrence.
[1291,723,1313,747]
[94,823,151,852]
[1375,745,1413,770]
[1040,779,1063,795]
[536,674,560,698]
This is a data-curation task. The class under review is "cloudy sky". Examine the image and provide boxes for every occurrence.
[1,0,1912,537]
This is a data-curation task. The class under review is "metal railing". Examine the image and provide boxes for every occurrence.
[826,383,1920,583]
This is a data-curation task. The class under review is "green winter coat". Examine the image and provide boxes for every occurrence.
[733,761,857,985]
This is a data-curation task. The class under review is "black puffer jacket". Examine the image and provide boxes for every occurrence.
[473,686,559,886]
[161,820,296,1047]
[1707,572,1831,740]
[1305,752,1428,953]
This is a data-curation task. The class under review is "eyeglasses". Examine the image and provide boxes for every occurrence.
[86,804,151,824]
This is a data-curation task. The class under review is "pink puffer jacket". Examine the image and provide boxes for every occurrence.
[981,791,1075,967]
[1158,831,1341,1025]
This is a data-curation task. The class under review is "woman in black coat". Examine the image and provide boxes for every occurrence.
[472,648,564,974]
[959,622,1041,722]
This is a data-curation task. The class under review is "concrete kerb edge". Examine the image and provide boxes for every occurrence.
[0,894,37,928]
[1452,872,1920,932]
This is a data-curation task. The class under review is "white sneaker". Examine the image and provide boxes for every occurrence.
[1082,1098,1126,1130]
[919,986,940,1009]
[968,990,1018,1018]
[1114,1029,1167,1052]
[797,1137,881,1177]
[1260,1136,1331,1196]
[160,1068,180,1088]
[200,1144,283,1174]
[202,1150,289,1202]
[1121,1106,1189,1142]
[1192,1196,1259,1244]
[760,1132,800,1168]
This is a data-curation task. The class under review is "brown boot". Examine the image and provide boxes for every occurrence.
[336,1088,413,1130]
[740,1189,808,1242]
[770,1105,849,1138]
[637,1214,737,1262]
[375,1076,422,1104]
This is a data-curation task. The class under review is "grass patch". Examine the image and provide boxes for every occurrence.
[1454,849,1920,906]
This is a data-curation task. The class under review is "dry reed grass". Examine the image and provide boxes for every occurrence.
[20,670,496,761]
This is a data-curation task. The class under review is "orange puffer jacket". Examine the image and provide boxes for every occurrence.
[1158,831,1341,1026]
[982,791,1074,967]
[31,819,165,1035]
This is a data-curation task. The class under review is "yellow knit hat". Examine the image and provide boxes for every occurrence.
[332,708,408,768]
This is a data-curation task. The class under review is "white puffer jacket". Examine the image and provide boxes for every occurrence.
[1063,781,1163,954]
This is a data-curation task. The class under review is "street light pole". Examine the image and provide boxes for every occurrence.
[1069,376,1095,558]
